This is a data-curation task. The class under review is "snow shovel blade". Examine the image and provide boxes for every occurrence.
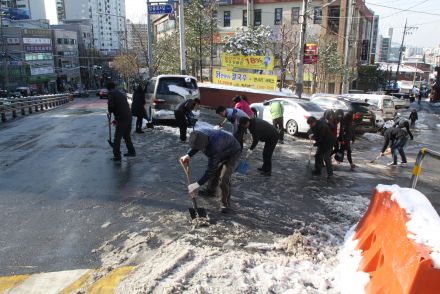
[189,197,207,219]
[236,161,248,174]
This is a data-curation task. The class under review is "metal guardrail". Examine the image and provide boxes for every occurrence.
[410,148,440,189]
[0,94,72,123]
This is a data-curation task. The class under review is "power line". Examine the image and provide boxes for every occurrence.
[367,3,440,16]
[380,0,431,19]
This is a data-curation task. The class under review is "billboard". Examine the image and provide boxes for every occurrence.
[1,8,30,20]
[212,68,277,91]
[304,43,318,64]
[221,54,275,71]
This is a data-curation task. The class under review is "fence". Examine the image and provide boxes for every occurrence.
[410,147,440,189]
[0,94,71,123]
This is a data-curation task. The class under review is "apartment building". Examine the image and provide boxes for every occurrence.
[62,0,126,55]
[52,29,80,87]
[0,0,46,19]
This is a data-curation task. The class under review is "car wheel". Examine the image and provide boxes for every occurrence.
[286,119,298,136]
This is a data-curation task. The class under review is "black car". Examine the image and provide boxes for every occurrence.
[311,96,377,133]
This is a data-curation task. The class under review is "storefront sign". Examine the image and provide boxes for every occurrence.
[24,44,53,52]
[30,66,54,76]
[304,43,318,64]
[221,54,275,71]
[23,38,51,45]
[212,69,277,91]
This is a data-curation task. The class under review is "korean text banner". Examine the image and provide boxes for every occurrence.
[212,69,277,91]
[221,55,275,70]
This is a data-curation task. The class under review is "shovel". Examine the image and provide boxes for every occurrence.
[370,148,391,164]
[179,159,207,220]
[236,150,251,174]
[107,113,114,147]
[307,139,313,169]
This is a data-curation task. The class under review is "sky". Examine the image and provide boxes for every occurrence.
[124,0,440,48]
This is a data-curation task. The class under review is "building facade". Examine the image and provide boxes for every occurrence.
[0,0,46,19]
[62,0,126,55]
[52,29,80,89]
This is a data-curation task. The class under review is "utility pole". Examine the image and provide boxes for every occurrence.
[1,12,9,90]
[178,0,186,75]
[396,19,417,83]
[146,0,154,78]
[295,0,308,98]
[342,0,353,94]
[246,0,253,27]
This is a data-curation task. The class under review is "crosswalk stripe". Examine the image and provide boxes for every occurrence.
[0,275,30,293]
[5,269,89,294]
[87,266,135,294]
[59,270,94,294]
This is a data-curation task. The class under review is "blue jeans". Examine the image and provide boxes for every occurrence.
[391,137,408,164]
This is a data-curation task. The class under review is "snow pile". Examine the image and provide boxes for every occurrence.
[377,184,440,268]
[362,133,382,141]
[334,226,370,294]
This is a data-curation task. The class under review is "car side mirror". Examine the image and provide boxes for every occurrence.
[263,101,270,106]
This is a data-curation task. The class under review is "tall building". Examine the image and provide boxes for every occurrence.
[370,15,379,63]
[56,0,65,22]
[379,37,391,62]
[0,0,47,19]
[62,0,126,55]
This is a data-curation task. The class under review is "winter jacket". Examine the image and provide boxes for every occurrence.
[176,99,198,119]
[108,89,132,121]
[339,121,355,144]
[187,128,241,186]
[381,127,409,153]
[270,101,284,120]
[225,108,249,134]
[248,118,279,150]
[235,100,254,117]
[131,88,146,118]
[309,120,336,152]
[394,117,413,140]
[409,112,418,122]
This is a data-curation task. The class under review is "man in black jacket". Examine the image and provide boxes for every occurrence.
[107,82,136,161]
[174,98,200,142]
[307,116,335,179]
[239,117,278,176]
[380,126,408,166]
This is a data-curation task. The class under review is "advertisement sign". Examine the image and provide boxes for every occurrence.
[30,66,54,76]
[304,43,318,64]
[1,8,30,20]
[23,38,52,45]
[24,45,53,53]
[212,69,277,91]
[361,40,370,61]
[221,55,275,71]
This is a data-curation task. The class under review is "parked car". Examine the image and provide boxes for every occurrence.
[96,88,109,99]
[310,96,377,133]
[389,93,411,110]
[343,94,396,120]
[145,75,200,122]
[73,89,90,97]
[250,98,324,136]
[15,87,36,97]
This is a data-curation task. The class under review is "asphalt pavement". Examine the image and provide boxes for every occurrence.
[0,97,439,277]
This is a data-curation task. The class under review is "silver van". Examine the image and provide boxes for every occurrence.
[343,94,395,120]
[146,75,200,121]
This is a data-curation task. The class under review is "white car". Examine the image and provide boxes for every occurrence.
[250,98,324,136]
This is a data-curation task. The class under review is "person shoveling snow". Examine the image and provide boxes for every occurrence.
[180,128,241,213]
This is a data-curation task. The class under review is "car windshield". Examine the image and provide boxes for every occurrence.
[157,77,198,95]
[383,99,393,108]
[297,102,323,112]
[350,102,370,113]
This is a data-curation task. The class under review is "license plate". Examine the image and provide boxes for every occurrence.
[363,119,370,123]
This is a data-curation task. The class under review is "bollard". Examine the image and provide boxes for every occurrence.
[28,103,32,114]
[35,103,39,112]
[1,112,6,122]
[21,104,25,115]
[40,103,44,111]
[12,108,17,118]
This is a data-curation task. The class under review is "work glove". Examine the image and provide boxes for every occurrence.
[213,125,222,130]
[308,134,314,140]
[180,154,190,164]
[380,152,385,157]
[246,149,253,159]
[188,182,200,194]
